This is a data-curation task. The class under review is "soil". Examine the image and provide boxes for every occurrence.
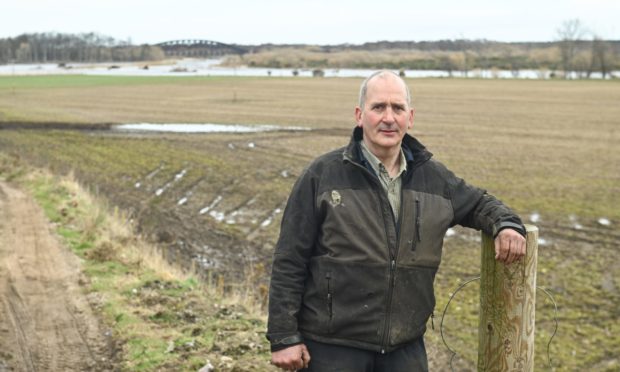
[0,181,116,372]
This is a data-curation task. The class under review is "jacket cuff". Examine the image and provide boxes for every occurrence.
[268,334,304,352]
[493,222,526,238]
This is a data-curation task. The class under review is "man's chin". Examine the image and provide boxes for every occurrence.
[376,139,401,150]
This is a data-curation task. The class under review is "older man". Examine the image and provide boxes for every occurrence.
[267,70,526,371]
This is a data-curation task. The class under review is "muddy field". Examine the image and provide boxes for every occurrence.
[0,75,619,370]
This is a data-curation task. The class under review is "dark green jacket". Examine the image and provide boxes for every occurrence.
[267,127,525,353]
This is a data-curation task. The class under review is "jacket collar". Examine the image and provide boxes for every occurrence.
[343,126,433,171]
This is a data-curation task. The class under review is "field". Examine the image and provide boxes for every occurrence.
[1,74,619,370]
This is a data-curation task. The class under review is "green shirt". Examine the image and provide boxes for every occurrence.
[360,141,407,222]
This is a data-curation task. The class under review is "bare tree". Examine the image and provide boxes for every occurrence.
[556,19,586,78]
[589,35,612,78]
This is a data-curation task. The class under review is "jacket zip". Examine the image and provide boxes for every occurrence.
[381,258,397,354]
[412,197,421,251]
[345,156,400,354]
[326,271,333,332]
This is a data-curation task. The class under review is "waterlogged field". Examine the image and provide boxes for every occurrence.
[1,75,619,370]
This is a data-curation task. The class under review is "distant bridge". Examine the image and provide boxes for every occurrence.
[155,40,248,57]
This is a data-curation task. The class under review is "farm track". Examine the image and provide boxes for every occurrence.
[0,181,115,371]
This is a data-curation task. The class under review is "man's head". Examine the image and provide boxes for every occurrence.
[355,70,415,157]
[358,70,412,109]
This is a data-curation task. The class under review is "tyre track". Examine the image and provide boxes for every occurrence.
[0,181,113,371]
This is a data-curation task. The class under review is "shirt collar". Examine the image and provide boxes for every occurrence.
[360,140,407,178]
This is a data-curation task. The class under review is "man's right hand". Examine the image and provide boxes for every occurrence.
[271,344,311,371]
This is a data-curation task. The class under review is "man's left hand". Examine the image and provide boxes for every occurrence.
[494,229,526,264]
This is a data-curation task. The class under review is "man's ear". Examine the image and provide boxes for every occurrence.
[408,107,416,129]
[355,107,363,126]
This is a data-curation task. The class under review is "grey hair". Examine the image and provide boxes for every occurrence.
[358,70,411,109]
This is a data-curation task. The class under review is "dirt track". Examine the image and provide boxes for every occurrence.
[0,181,113,371]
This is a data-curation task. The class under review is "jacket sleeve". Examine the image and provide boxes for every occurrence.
[266,167,320,350]
[446,168,525,238]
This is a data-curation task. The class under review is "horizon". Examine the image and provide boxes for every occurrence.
[2,1,619,46]
[3,33,619,47]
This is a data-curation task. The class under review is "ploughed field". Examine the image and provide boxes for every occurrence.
[1,75,619,370]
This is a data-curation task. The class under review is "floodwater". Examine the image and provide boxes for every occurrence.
[1,59,616,79]
[113,123,311,133]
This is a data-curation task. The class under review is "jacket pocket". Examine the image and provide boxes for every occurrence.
[388,266,437,346]
[299,256,388,344]
[402,191,453,268]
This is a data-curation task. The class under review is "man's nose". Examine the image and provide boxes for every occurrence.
[382,107,396,123]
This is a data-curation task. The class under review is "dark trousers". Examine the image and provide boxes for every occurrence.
[301,338,428,372]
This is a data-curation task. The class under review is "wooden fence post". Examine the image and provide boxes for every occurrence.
[478,225,539,371]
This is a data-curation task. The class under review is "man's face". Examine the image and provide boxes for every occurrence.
[355,75,414,155]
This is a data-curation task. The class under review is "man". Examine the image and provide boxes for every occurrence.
[267,70,526,371]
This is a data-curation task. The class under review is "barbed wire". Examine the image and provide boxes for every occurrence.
[439,277,558,371]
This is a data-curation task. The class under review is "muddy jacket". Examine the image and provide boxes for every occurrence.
[267,127,525,353]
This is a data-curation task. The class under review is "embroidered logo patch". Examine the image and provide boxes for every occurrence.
[330,190,342,206]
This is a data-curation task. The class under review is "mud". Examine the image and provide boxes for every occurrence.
[0,181,116,371]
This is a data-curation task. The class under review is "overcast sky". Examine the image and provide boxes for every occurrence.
[2,0,618,45]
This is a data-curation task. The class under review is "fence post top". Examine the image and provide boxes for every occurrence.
[524,224,538,234]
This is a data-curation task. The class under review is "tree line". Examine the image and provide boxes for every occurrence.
[235,20,619,79]
[2,21,618,79]
[236,38,619,79]
[0,32,165,64]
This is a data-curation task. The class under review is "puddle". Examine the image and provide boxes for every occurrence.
[112,123,310,133]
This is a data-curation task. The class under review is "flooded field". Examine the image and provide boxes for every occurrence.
[1,58,617,79]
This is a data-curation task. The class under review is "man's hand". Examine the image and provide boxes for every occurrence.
[271,344,311,371]
[494,229,526,264]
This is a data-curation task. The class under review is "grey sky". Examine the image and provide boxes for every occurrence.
[2,0,618,45]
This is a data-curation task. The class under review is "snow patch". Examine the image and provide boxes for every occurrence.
[199,195,223,215]
[529,213,540,223]
[178,197,188,205]
[146,166,163,179]
[259,207,283,228]
[598,218,611,226]
[175,169,187,180]
[134,182,141,188]
[209,210,225,222]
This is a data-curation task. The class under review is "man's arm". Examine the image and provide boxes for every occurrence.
[267,167,320,364]
[445,167,526,264]
[464,191,527,264]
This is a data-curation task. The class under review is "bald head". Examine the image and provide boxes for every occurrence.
[358,70,411,109]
